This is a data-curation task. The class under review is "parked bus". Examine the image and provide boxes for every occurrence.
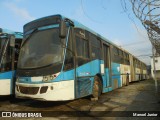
[0,28,23,95]
[15,14,147,101]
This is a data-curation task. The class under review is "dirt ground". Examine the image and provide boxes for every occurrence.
[0,79,160,120]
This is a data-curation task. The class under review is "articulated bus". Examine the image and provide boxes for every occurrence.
[15,15,147,101]
[0,28,23,95]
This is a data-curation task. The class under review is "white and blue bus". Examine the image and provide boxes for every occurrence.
[15,15,147,101]
[0,28,23,95]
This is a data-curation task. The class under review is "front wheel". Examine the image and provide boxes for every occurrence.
[91,76,102,100]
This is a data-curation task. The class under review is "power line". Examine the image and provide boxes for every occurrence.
[119,40,149,47]
[80,0,104,23]
[136,54,152,57]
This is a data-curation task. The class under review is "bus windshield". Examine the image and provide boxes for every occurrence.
[18,28,64,69]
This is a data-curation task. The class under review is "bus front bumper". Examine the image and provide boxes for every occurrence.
[15,80,75,101]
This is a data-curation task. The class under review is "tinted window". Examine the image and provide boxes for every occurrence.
[124,52,130,65]
[119,50,123,57]
[76,36,89,58]
[76,35,89,66]
[90,34,101,59]
[64,30,74,71]
[103,44,110,68]
[0,38,12,72]
[112,47,120,63]
[113,47,119,55]
[18,28,64,71]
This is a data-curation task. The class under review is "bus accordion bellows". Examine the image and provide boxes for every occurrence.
[0,28,23,95]
[15,14,147,101]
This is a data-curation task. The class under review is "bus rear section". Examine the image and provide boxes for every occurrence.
[0,28,23,95]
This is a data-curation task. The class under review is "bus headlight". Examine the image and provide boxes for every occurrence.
[42,76,49,82]
[42,75,54,82]
[42,73,60,82]
[50,75,54,80]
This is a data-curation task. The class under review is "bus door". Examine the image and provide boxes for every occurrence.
[74,29,91,98]
[103,44,111,88]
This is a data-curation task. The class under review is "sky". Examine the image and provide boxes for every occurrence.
[0,0,152,65]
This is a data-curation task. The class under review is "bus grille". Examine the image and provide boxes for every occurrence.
[40,86,48,94]
[19,86,39,95]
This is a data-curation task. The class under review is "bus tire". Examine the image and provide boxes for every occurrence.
[91,76,102,101]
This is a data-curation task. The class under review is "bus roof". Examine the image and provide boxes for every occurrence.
[72,19,118,46]
[0,28,23,39]
[68,17,144,63]
[23,14,146,65]
[23,14,121,47]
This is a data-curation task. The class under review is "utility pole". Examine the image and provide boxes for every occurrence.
[147,0,158,93]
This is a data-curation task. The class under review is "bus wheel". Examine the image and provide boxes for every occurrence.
[91,76,102,101]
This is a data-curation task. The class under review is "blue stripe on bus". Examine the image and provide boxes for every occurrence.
[54,58,100,81]
[0,71,14,79]
[18,59,103,83]
[17,60,122,95]
[38,24,59,30]
[111,63,121,88]
[112,62,120,75]
[0,71,15,94]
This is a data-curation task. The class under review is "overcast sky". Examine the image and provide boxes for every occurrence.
[0,0,152,65]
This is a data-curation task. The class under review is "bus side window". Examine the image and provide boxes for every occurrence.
[124,52,130,65]
[112,47,125,64]
[76,35,89,66]
[64,31,74,71]
[90,34,101,60]
[119,50,124,64]
[0,41,12,72]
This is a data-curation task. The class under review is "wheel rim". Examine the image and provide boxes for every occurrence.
[93,77,101,98]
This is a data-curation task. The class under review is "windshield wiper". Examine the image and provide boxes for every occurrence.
[21,28,38,47]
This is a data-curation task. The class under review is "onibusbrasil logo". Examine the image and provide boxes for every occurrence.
[2,112,42,118]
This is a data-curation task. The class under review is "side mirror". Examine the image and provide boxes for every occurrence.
[59,20,66,38]
[9,35,15,47]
